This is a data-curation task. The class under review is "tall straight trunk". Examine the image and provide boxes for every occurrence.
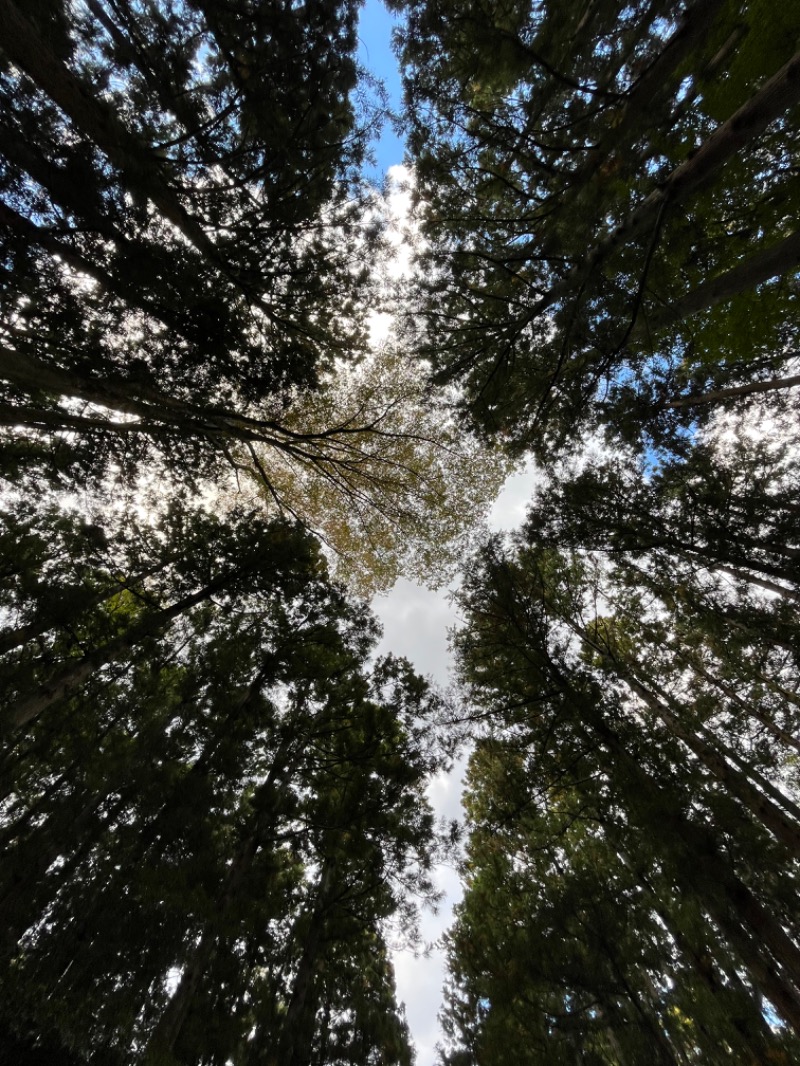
[1,567,248,735]
[0,0,217,265]
[277,857,339,1066]
[610,524,800,598]
[712,914,800,1035]
[612,606,800,754]
[0,116,117,236]
[687,658,800,754]
[0,558,178,656]
[568,0,726,196]
[673,539,800,599]
[84,0,230,176]
[640,228,800,338]
[711,561,800,603]
[144,732,300,1061]
[666,373,800,410]
[627,650,800,825]
[623,670,800,858]
[532,48,800,319]
[1,789,130,952]
[0,200,210,350]
[0,345,360,471]
[593,927,682,1066]
[551,662,800,1021]
[633,865,782,1061]
[572,619,800,857]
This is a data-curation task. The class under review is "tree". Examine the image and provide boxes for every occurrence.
[0,0,371,405]
[441,529,800,1060]
[243,343,511,594]
[391,0,800,458]
[0,0,505,593]
[0,520,448,1065]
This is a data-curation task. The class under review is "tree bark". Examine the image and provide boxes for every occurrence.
[568,0,726,197]
[624,671,800,858]
[532,48,800,319]
[642,229,800,338]
[550,661,800,1018]
[0,200,213,350]
[572,619,800,858]
[0,558,177,656]
[666,373,800,410]
[688,660,800,754]
[0,0,217,264]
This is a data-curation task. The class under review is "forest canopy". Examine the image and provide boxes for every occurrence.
[2,0,800,1064]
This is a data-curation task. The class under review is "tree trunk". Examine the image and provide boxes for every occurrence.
[712,914,800,1036]
[0,0,217,264]
[641,229,800,338]
[1,567,249,735]
[689,660,800,754]
[711,561,800,603]
[0,200,208,350]
[635,867,781,1062]
[623,671,800,858]
[554,664,800,1020]
[144,732,300,1061]
[1,789,129,952]
[572,618,800,858]
[569,0,726,197]
[666,373,800,411]
[533,48,800,319]
[277,856,338,1066]
[0,558,178,656]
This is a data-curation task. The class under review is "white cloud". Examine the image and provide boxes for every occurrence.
[372,460,539,1065]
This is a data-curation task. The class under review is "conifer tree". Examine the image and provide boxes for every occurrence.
[0,520,447,1065]
[392,0,800,457]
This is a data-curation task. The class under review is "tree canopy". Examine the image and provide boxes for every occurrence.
[392,0,800,458]
[3,0,800,1063]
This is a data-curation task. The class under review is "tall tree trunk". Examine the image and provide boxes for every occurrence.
[277,856,339,1066]
[572,618,800,858]
[1,567,249,735]
[633,865,781,1062]
[666,373,800,410]
[1,789,130,952]
[0,558,179,656]
[715,916,800,1036]
[687,658,800,754]
[532,48,800,318]
[711,561,800,603]
[552,662,800,1022]
[625,671,800,858]
[641,228,800,338]
[0,200,208,349]
[569,0,726,194]
[144,732,300,1061]
[0,0,217,264]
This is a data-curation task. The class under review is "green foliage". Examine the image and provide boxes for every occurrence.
[393,0,800,458]
[0,517,447,1064]
[442,517,800,1062]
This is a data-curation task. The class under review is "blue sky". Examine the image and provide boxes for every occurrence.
[357,1,406,181]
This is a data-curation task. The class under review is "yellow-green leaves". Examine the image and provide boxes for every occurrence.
[244,346,513,596]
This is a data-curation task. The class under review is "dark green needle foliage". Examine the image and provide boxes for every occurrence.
[387,4,800,1058]
[0,515,447,1065]
[442,531,800,1063]
[4,0,800,1063]
[391,0,800,459]
[0,0,377,486]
